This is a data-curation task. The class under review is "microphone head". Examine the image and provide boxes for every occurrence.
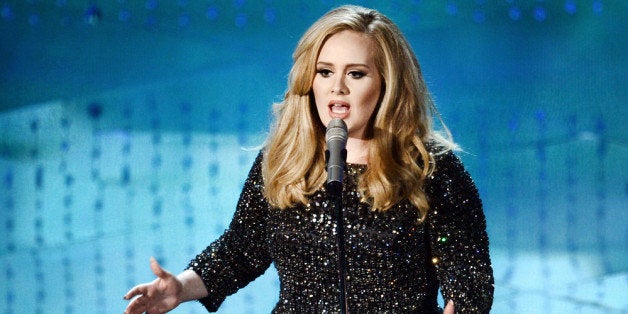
[325,118,348,144]
[325,118,347,195]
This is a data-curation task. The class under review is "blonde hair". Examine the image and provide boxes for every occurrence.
[262,5,454,218]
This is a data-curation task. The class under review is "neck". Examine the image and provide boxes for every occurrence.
[345,137,370,164]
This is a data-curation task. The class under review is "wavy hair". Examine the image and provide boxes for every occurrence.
[262,5,454,218]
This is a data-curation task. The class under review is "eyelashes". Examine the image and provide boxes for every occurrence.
[316,69,366,79]
[316,69,333,77]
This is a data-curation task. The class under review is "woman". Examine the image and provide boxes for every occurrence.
[124,5,493,313]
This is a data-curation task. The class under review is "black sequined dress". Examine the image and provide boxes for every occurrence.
[188,149,494,313]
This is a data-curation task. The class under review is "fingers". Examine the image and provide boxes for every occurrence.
[150,256,170,279]
[124,258,162,300]
[124,294,169,314]
[124,294,146,314]
[124,257,174,313]
[124,295,162,314]
[443,300,455,314]
[123,283,147,300]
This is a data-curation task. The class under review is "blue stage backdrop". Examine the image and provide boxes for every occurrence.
[0,1,626,313]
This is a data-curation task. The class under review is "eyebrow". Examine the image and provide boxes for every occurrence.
[316,61,371,69]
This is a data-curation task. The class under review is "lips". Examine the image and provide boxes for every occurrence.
[329,101,350,118]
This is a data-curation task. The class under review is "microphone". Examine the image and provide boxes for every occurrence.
[325,118,348,196]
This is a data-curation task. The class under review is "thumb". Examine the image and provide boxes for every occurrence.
[444,300,455,314]
[150,257,169,279]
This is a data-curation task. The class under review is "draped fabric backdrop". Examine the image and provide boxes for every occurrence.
[0,1,626,313]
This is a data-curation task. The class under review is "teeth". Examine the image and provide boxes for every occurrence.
[331,105,348,113]
[330,104,348,114]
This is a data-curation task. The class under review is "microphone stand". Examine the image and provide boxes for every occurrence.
[331,190,348,314]
[326,150,348,314]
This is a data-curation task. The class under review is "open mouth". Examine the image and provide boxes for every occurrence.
[330,104,348,114]
[329,101,350,115]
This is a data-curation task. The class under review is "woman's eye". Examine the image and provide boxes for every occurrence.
[348,71,365,79]
[317,69,332,77]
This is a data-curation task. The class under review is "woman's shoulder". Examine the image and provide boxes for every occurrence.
[424,142,482,218]
[425,137,460,165]
[424,138,473,186]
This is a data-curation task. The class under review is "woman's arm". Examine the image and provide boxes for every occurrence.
[426,151,494,313]
[187,152,273,311]
[124,152,272,313]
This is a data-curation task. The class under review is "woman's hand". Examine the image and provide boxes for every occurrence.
[444,300,455,314]
[123,257,184,314]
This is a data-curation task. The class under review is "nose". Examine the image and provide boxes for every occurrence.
[331,76,348,95]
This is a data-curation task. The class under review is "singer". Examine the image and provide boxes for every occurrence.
[124,5,493,314]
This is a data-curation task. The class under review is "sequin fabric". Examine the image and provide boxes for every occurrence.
[188,149,493,313]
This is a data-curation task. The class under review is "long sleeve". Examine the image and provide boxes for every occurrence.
[425,150,494,313]
[187,152,272,312]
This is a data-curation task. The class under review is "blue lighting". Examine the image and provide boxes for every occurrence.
[146,0,158,11]
[473,9,486,23]
[564,1,577,15]
[235,12,248,28]
[146,15,158,28]
[592,0,603,14]
[234,0,247,9]
[1,5,13,20]
[178,12,190,27]
[206,6,219,20]
[509,6,521,21]
[533,6,547,22]
[28,13,40,26]
[119,9,131,22]
[264,7,276,23]
[445,2,458,16]
[83,4,103,26]
[87,102,103,120]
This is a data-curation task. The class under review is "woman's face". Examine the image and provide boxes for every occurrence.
[312,30,382,140]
